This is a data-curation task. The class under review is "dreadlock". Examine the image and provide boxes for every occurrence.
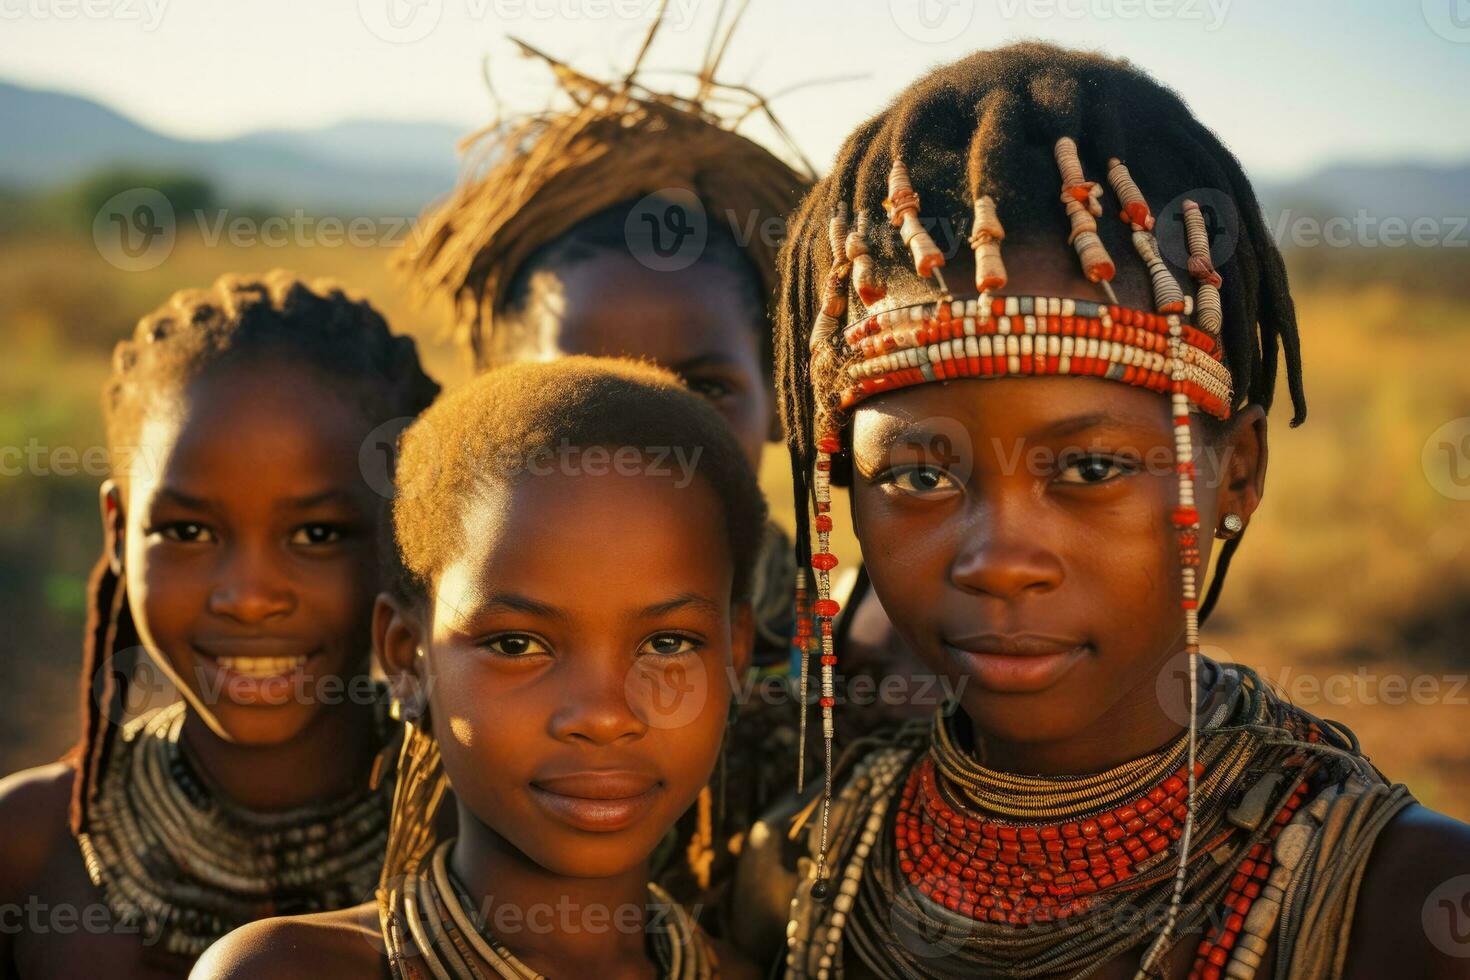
[399,37,812,372]
[775,42,1305,624]
[73,270,441,837]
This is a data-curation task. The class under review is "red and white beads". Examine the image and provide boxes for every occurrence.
[895,757,1208,926]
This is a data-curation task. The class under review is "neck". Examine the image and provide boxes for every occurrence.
[178,688,381,811]
[960,649,1218,777]
[450,801,657,977]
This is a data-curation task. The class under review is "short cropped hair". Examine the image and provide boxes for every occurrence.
[393,356,768,602]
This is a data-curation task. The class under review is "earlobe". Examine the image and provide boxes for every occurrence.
[374,592,429,720]
[99,480,125,576]
[1218,406,1268,527]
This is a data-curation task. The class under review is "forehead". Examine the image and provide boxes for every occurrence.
[126,360,372,494]
[436,468,732,615]
[526,251,762,367]
[850,376,1173,451]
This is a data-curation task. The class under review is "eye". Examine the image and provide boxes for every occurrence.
[154,521,215,544]
[289,523,345,546]
[481,632,551,658]
[684,376,734,401]
[880,464,961,497]
[637,633,702,658]
[1057,454,1139,485]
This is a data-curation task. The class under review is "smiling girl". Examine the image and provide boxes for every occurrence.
[0,271,440,978]
[739,43,1470,979]
[194,358,764,979]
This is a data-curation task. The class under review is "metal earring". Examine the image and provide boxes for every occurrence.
[1219,512,1244,538]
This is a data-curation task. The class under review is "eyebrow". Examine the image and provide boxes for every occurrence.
[638,592,723,618]
[474,592,571,623]
[275,488,361,511]
[153,487,213,511]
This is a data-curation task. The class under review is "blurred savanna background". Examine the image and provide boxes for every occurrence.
[1,2,1468,816]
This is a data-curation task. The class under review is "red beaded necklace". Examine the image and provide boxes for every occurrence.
[895,755,1206,926]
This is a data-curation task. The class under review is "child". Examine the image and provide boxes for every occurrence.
[401,31,832,914]
[740,43,1470,978]
[0,271,440,978]
[194,357,764,979]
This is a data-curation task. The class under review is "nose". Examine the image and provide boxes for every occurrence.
[949,497,1065,600]
[207,540,295,625]
[548,650,649,747]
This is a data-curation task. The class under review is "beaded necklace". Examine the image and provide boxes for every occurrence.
[75,699,393,958]
[784,665,1408,980]
[382,839,719,980]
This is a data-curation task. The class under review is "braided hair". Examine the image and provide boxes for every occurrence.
[73,270,441,837]
[775,42,1305,623]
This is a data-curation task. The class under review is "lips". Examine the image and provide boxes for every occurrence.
[191,638,321,706]
[528,770,663,833]
[943,632,1090,694]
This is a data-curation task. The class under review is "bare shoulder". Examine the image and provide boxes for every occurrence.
[0,762,77,897]
[191,902,388,980]
[1346,802,1470,978]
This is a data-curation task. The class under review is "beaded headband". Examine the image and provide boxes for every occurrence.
[796,138,1233,960]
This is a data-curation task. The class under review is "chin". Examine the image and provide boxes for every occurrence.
[187,699,326,747]
[958,691,1101,746]
[524,836,653,880]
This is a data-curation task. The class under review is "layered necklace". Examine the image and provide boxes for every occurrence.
[383,839,719,980]
[785,664,1345,980]
[76,699,393,958]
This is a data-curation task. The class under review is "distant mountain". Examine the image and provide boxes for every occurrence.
[1259,162,1470,225]
[235,119,465,176]
[3,77,1467,229]
[0,79,462,215]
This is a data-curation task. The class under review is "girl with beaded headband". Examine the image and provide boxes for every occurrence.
[398,9,927,919]
[0,271,441,978]
[732,43,1470,979]
[195,358,767,980]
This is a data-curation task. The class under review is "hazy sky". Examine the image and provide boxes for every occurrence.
[3,0,1468,179]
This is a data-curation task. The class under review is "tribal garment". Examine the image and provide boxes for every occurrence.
[75,699,393,958]
[383,839,719,980]
[781,663,1412,980]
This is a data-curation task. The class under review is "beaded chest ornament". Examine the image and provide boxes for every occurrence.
[795,136,1236,976]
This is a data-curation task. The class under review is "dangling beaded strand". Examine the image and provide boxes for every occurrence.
[1054,137,1118,302]
[969,194,1007,293]
[884,160,948,294]
[1183,199,1224,337]
[846,210,885,306]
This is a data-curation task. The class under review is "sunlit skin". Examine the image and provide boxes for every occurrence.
[192,468,759,979]
[830,245,1470,979]
[0,358,391,979]
[513,251,774,469]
